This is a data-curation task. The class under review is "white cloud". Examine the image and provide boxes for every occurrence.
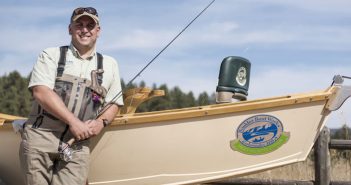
[0,26,69,53]
[266,0,351,14]
[1,0,351,128]
[0,5,69,23]
[101,29,174,51]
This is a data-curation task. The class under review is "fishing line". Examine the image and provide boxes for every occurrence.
[59,0,217,159]
[97,0,216,117]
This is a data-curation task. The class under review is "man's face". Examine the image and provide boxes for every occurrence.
[69,16,100,49]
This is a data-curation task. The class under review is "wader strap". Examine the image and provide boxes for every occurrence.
[31,115,44,129]
[32,103,44,128]
[97,52,103,85]
[30,45,69,129]
[57,46,69,77]
[58,125,70,159]
[60,126,69,144]
[42,110,59,120]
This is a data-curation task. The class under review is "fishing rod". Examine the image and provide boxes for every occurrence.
[60,0,216,162]
[97,0,216,117]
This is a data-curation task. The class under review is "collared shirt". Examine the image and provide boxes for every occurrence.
[29,44,124,106]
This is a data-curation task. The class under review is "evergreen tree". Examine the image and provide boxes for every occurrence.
[330,124,351,159]
[209,93,216,104]
[184,92,196,107]
[0,71,32,116]
[139,81,146,88]
[169,86,185,109]
[332,124,351,139]
[197,92,210,106]
[0,71,216,116]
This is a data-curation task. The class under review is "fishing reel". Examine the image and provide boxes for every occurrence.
[59,141,73,162]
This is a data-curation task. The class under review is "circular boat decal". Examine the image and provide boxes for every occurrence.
[230,114,290,155]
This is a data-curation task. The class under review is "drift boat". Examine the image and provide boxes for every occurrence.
[0,57,350,185]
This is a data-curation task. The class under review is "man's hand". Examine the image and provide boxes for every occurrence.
[69,120,93,141]
[86,119,105,136]
[83,104,119,138]
[31,85,94,141]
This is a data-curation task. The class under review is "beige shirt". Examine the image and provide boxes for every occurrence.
[29,44,124,106]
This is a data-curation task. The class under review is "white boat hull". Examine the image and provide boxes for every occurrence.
[89,101,327,185]
[0,126,22,185]
[1,82,349,185]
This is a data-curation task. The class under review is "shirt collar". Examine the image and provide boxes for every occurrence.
[69,43,96,60]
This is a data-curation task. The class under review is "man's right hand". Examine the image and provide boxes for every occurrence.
[31,86,93,140]
[68,120,93,141]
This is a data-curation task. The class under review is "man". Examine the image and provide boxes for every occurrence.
[19,7,124,185]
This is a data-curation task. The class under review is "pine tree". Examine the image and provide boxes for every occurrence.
[197,92,210,106]
[0,71,216,116]
[169,86,185,109]
[0,71,32,116]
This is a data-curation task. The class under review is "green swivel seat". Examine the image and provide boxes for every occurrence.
[216,56,251,103]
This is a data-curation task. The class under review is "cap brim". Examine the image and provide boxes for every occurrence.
[72,12,99,24]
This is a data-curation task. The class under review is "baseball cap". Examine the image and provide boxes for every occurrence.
[71,7,99,24]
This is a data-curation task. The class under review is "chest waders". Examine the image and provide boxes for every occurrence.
[30,46,107,150]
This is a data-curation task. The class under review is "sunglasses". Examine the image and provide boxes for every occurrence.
[73,7,98,17]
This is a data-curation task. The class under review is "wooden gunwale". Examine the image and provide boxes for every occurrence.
[0,114,25,129]
[111,86,335,126]
[0,87,336,128]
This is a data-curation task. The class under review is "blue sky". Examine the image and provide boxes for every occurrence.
[1,0,351,128]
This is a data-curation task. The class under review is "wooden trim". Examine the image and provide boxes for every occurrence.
[0,87,336,128]
[111,87,335,126]
[0,113,25,122]
[0,114,25,129]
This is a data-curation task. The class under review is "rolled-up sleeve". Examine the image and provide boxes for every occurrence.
[105,58,124,106]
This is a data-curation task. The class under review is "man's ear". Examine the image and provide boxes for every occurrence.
[68,24,72,35]
[96,25,101,38]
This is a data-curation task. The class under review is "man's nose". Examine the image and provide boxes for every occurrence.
[81,26,89,32]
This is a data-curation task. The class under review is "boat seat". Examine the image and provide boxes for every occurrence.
[118,87,165,114]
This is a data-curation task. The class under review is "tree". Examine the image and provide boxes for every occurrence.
[184,92,196,107]
[332,124,351,139]
[169,86,186,109]
[0,71,32,116]
[330,124,351,159]
[197,92,210,106]
[0,71,216,116]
